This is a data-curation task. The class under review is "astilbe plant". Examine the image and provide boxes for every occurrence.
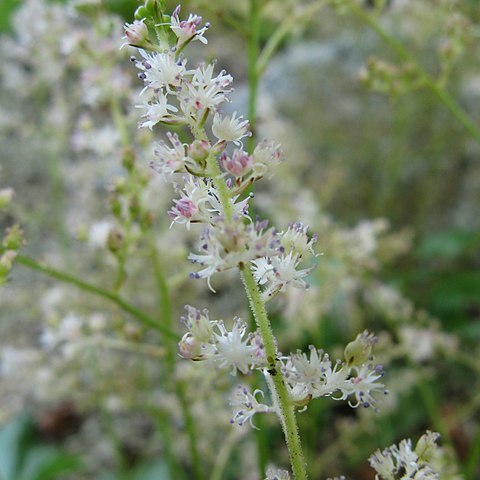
[122,2,413,478]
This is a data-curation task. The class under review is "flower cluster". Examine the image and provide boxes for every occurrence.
[179,306,387,423]
[369,431,442,480]
[178,305,266,375]
[126,5,315,296]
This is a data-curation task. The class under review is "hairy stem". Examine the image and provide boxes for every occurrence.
[241,265,308,480]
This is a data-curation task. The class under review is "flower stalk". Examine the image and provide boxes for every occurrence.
[241,265,308,480]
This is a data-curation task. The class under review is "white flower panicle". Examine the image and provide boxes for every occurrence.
[280,337,387,409]
[128,2,389,451]
[128,6,305,297]
[369,431,442,480]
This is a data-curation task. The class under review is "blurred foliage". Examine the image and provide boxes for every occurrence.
[0,415,82,480]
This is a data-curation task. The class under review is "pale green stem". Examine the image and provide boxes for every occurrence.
[10,252,177,339]
[206,152,234,220]
[347,1,480,143]
[241,266,308,480]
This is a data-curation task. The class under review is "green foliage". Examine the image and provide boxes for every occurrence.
[0,415,83,480]
[0,0,20,32]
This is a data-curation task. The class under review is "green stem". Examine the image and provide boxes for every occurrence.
[11,252,177,340]
[206,153,234,220]
[347,1,480,143]
[241,266,308,480]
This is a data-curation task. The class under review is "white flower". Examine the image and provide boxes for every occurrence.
[282,347,347,403]
[265,468,290,480]
[252,140,282,177]
[181,305,213,342]
[136,91,178,129]
[212,112,250,145]
[168,177,211,228]
[279,222,317,256]
[252,257,274,285]
[152,132,190,179]
[341,363,387,409]
[170,6,209,47]
[230,385,273,428]
[136,50,187,92]
[210,318,261,375]
[264,251,314,295]
[180,64,233,114]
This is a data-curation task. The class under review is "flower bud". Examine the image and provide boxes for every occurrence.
[188,140,210,163]
[415,431,440,462]
[3,225,24,250]
[124,20,153,49]
[219,150,253,178]
[178,333,202,360]
[107,228,124,253]
[344,330,377,366]
[110,195,123,218]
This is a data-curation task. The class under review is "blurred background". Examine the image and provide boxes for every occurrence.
[0,0,479,478]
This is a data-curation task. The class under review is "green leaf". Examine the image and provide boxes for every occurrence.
[19,445,82,480]
[0,414,36,480]
[0,414,82,480]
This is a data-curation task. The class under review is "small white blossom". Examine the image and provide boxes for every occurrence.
[230,385,273,428]
[136,91,178,129]
[180,64,233,115]
[212,112,251,145]
[170,5,209,47]
[252,140,282,177]
[265,467,291,480]
[136,50,187,92]
[211,318,259,375]
[341,363,387,409]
